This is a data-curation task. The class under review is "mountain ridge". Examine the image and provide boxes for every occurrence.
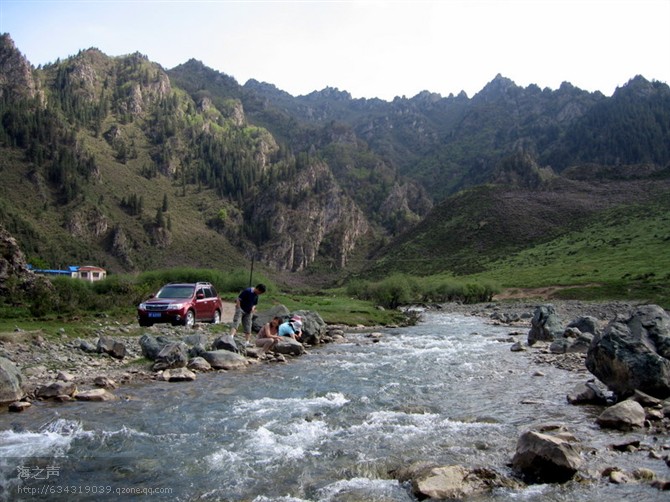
[1,33,669,290]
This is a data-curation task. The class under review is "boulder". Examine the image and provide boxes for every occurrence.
[139,334,177,360]
[290,310,328,345]
[0,356,24,404]
[275,339,306,356]
[528,305,563,346]
[549,330,593,354]
[566,381,610,405]
[152,342,188,371]
[511,430,583,483]
[585,304,670,399]
[36,381,77,399]
[161,368,196,382]
[97,336,126,359]
[201,350,248,370]
[567,316,601,336]
[212,334,239,353]
[392,462,523,499]
[187,357,212,372]
[596,399,646,430]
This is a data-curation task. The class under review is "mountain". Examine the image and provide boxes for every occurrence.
[1,33,669,286]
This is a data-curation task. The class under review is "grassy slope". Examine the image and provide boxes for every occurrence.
[361,174,670,307]
[457,196,670,306]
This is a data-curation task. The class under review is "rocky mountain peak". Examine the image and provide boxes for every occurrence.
[0,33,37,100]
[473,73,519,103]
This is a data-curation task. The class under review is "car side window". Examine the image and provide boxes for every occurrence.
[204,287,214,298]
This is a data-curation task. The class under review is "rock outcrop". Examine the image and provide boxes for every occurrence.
[252,161,370,270]
[528,304,563,345]
[586,304,670,399]
[0,223,53,300]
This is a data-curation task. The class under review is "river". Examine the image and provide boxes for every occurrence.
[0,311,666,501]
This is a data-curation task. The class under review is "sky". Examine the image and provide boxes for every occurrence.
[1,0,669,101]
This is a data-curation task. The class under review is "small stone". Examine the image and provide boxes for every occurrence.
[56,371,75,382]
[8,401,32,412]
[75,388,118,401]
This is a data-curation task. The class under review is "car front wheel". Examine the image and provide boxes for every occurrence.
[184,310,195,328]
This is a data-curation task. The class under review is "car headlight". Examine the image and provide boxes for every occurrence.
[167,303,184,310]
[139,303,147,310]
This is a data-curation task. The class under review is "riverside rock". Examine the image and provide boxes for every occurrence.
[527,305,563,345]
[97,336,126,359]
[161,368,196,382]
[202,350,248,370]
[36,381,77,399]
[75,388,118,401]
[0,356,24,404]
[586,304,670,399]
[275,339,306,356]
[152,342,188,371]
[596,399,646,430]
[511,430,583,483]
[289,310,328,345]
[391,462,523,499]
[566,381,610,405]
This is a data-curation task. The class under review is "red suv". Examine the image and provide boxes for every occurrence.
[137,282,224,327]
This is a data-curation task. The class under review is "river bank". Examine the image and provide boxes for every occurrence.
[0,299,655,409]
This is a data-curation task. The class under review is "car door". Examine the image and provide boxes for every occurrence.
[194,286,210,321]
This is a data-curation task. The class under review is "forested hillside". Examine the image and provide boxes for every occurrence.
[1,32,669,290]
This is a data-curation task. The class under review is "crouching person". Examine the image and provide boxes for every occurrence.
[256,316,282,357]
[279,316,303,341]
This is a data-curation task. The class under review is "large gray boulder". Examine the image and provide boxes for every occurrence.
[290,310,328,345]
[202,350,248,370]
[527,305,563,346]
[512,430,583,483]
[139,334,176,360]
[0,357,24,404]
[585,304,670,399]
[275,339,306,356]
[152,342,188,371]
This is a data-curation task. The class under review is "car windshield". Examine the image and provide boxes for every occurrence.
[155,285,194,299]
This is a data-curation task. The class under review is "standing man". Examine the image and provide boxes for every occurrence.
[230,283,266,346]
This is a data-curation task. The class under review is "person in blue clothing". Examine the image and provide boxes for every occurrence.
[278,316,303,341]
[230,283,266,345]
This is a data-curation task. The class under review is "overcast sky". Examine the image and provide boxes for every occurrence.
[1,0,669,101]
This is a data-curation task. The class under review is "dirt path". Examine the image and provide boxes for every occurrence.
[494,284,600,301]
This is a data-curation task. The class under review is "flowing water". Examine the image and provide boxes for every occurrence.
[0,312,667,501]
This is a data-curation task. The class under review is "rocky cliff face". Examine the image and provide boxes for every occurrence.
[0,224,51,297]
[253,161,369,271]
